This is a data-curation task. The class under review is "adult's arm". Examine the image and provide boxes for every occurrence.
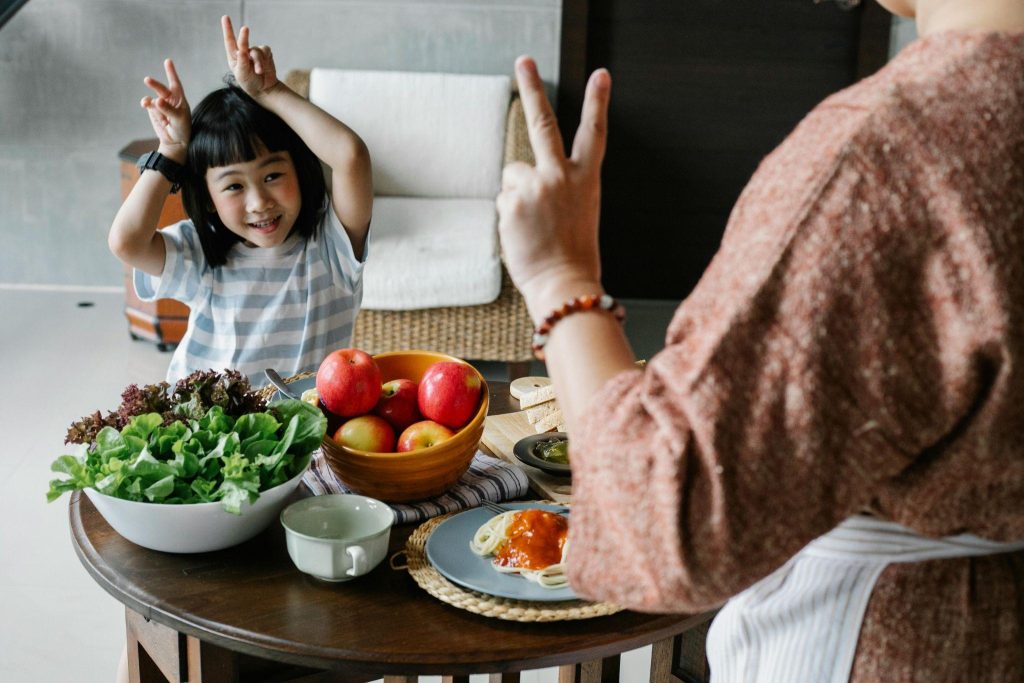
[563,137,995,611]
[498,58,637,428]
[498,58,987,612]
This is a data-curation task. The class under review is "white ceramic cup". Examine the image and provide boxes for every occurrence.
[280,494,395,582]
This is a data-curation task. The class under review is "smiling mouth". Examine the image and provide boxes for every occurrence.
[248,215,282,234]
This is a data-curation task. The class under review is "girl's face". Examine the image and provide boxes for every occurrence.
[205,148,302,248]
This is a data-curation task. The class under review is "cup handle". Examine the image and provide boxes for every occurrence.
[346,545,367,577]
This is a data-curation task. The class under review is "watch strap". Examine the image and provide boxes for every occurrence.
[137,151,184,193]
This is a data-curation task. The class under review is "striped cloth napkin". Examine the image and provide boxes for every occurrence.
[301,450,530,524]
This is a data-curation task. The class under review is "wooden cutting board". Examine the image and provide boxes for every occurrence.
[481,412,572,503]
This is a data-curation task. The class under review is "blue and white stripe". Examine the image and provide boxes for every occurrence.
[135,207,363,387]
[706,514,1024,683]
[303,449,530,524]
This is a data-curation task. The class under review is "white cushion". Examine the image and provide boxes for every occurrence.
[309,69,511,198]
[361,198,502,310]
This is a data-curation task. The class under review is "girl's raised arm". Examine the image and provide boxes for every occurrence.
[222,16,373,258]
[108,59,191,275]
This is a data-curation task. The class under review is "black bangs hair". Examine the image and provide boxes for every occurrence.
[180,83,327,266]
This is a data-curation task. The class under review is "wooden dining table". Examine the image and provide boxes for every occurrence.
[69,382,714,683]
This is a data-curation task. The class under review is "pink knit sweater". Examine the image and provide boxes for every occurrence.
[568,31,1024,682]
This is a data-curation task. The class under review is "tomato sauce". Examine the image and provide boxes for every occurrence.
[494,509,568,570]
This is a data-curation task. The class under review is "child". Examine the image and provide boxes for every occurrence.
[109,16,373,387]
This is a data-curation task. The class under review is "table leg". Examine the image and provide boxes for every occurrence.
[649,637,677,682]
[673,621,712,683]
[126,608,186,682]
[488,674,520,683]
[186,635,238,681]
[557,655,620,683]
[125,607,249,683]
[382,677,416,683]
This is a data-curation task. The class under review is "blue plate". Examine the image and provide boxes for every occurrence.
[425,502,576,602]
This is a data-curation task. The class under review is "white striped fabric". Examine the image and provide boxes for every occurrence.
[302,449,530,524]
[134,207,363,387]
[706,515,1024,683]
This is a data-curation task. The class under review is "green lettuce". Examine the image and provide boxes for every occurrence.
[47,399,326,515]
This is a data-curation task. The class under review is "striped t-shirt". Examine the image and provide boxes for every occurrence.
[135,207,364,387]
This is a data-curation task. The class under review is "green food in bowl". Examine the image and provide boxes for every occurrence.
[47,399,326,515]
[534,437,569,464]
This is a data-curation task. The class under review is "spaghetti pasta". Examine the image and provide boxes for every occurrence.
[470,508,569,589]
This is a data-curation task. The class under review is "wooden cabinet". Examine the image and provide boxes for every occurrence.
[118,138,189,351]
[558,1,891,300]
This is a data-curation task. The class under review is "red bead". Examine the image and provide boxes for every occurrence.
[531,294,625,359]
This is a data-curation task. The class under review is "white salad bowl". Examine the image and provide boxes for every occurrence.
[84,458,310,553]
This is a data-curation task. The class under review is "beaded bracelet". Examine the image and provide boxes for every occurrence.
[531,293,626,360]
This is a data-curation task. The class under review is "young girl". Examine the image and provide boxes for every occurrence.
[109,16,372,387]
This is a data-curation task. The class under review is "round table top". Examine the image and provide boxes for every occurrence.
[69,381,707,676]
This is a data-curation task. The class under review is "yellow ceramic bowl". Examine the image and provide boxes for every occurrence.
[319,350,489,503]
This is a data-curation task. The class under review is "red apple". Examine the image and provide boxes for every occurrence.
[397,420,456,452]
[373,379,421,432]
[316,348,382,417]
[334,415,396,453]
[418,361,483,429]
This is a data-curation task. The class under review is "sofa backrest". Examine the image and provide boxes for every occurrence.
[308,69,511,199]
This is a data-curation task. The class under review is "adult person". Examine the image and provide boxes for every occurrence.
[496,0,1024,680]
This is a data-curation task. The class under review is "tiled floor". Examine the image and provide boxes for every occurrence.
[1,288,679,682]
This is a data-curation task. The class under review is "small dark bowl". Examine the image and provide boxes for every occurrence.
[513,432,571,477]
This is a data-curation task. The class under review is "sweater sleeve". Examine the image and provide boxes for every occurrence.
[565,139,997,612]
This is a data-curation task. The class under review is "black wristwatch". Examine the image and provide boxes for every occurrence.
[136,151,184,194]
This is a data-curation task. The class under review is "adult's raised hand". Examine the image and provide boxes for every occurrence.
[140,59,190,163]
[496,56,612,316]
[222,15,279,100]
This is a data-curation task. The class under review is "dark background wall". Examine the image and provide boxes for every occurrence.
[561,0,891,300]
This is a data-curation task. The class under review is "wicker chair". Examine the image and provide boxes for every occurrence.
[285,70,535,380]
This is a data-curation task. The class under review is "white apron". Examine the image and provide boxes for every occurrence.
[705,514,1024,683]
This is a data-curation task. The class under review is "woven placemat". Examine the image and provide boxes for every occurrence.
[400,511,622,622]
[259,370,315,401]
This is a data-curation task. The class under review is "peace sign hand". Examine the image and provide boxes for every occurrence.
[140,59,190,162]
[496,57,611,310]
[222,15,279,99]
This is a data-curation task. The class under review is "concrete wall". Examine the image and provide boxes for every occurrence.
[0,0,562,287]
